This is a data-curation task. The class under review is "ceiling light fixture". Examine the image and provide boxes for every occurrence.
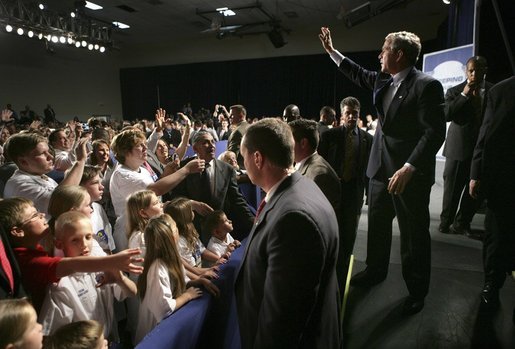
[5,25,13,32]
[85,1,103,11]
[216,7,236,16]
[112,21,130,29]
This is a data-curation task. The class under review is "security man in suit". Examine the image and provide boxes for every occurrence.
[318,97,372,289]
[439,56,492,237]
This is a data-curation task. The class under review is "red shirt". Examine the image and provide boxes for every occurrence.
[14,244,61,313]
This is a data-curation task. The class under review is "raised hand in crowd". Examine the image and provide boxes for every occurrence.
[155,108,166,132]
[1,109,14,123]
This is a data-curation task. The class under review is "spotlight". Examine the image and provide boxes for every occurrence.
[59,36,66,43]
[94,44,99,50]
[99,46,105,53]
[51,35,58,43]
[17,28,24,35]
[75,41,81,48]
[71,12,76,18]
[38,3,45,10]
[87,43,93,50]
[442,0,451,3]
[81,40,87,47]
[38,33,43,40]
[5,25,13,32]
[67,37,73,44]
[45,34,51,40]
[28,30,34,38]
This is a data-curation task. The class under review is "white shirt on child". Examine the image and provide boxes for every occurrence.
[177,235,205,267]
[135,259,189,344]
[4,169,57,215]
[207,234,235,258]
[91,202,115,252]
[39,270,130,341]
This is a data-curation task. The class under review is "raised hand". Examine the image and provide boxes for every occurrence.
[319,27,335,54]
[155,108,166,131]
[1,109,14,123]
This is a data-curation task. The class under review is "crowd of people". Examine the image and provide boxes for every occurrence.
[1,25,514,349]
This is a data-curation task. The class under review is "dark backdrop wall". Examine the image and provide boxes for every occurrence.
[120,39,445,122]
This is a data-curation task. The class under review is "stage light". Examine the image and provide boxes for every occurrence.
[59,36,66,43]
[28,30,34,38]
[38,3,45,10]
[85,1,103,10]
[87,43,93,50]
[99,46,105,53]
[94,44,99,50]
[71,12,76,18]
[75,41,81,47]
[5,25,13,32]
[38,33,43,40]
[67,37,74,44]
[51,35,58,43]
[17,28,24,35]
[442,0,451,4]
[81,40,87,47]
[45,34,51,40]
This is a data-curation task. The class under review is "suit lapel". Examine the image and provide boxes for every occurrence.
[384,68,415,125]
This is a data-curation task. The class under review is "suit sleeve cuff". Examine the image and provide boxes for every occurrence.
[329,50,345,67]
[404,163,416,171]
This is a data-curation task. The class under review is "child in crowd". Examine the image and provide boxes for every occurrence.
[47,185,103,256]
[126,190,164,261]
[3,132,88,215]
[135,214,219,344]
[44,320,108,349]
[80,165,115,254]
[203,210,241,260]
[125,189,164,342]
[164,198,223,280]
[39,211,137,341]
[0,197,142,313]
[0,298,43,349]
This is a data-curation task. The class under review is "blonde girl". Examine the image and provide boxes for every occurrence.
[164,198,224,280]
[46,185,95,255]
[45,320,108,349]
[0,299,43,349]
[136,214,219,343]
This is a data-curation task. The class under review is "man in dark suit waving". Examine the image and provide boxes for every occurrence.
[235,118,340,349]
[319,27,445,314]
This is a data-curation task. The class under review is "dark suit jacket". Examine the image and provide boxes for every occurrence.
[227,121,250,169]
[171,158,254,239]
[470,76,515,209]
[298,152,341,214]
[1,227,25,299]
[443,80,493,161]
[318,126,373,205]
[338,58,445,180]
[235,172,340,349]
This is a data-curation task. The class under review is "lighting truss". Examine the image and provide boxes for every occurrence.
[0,0,113,53]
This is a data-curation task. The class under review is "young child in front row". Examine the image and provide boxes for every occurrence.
[44,320,108,349]
[135,214,220,344]
[39,211,137,342]
[164,198,224,280]
[203,210,241,262]
[0,198,142,314]
[0,298,43,349]
[80,165,116,254]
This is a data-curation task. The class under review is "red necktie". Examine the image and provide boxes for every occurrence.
[254,199,266,223]
[0,239,14,292]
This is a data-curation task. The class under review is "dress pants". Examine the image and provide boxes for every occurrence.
[441,158,483,229]
[483,205,515,289]
[367,175,432,299]
[336,178,363,291]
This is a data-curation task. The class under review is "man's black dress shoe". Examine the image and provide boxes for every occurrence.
[401,296,425,315]
[438,224,450,234]
[449,224,471,236]
[350,269,386,287]
[480,284,499,307]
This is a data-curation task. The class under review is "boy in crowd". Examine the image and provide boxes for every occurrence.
[40,211,137,340]
[203,210,241,259]
[0,197,142,313]
[80,165,115,253]
[3,132,89,214]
